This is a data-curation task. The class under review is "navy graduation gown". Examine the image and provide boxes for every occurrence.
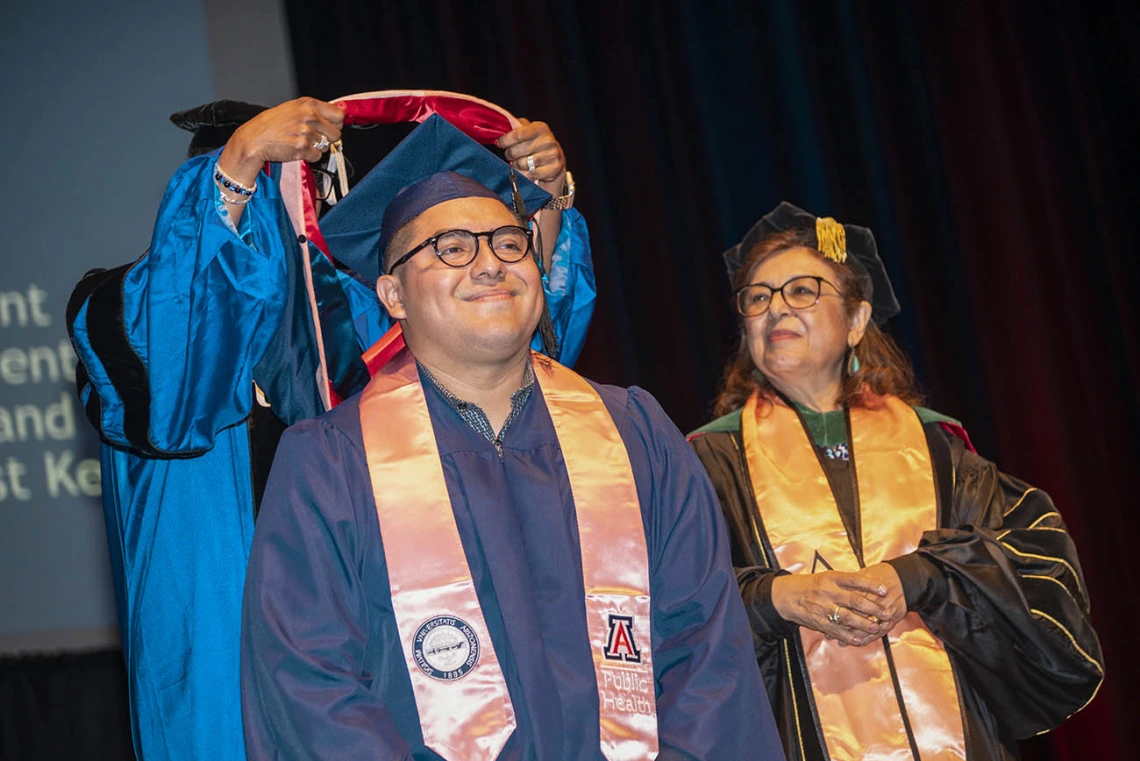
[242,376,783,761]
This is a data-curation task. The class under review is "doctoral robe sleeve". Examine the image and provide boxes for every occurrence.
[336,268,391,351]
[624,390,784,761]
[536,209,595,366]
[241,419,413,761]
[885,434,1105,737]
[67,153,293,456]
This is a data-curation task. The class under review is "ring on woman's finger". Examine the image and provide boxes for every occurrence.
[828,605,842,625]
[313,135,330,152]
[526,154,537,173]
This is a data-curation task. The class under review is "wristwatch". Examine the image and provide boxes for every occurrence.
[543,171,575,211]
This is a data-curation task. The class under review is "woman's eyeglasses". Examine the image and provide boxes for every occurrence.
[734,275,841,317]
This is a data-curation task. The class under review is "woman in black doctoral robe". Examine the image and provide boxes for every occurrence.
[688,202,1104,761]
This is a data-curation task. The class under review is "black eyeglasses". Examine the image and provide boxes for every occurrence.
[735,275,841,317]
[387,225,534,275]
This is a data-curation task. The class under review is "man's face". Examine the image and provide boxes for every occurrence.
[376,196,543,365]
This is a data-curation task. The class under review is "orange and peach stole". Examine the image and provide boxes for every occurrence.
[533,353,659,761]
[359,348,658,761]
[741,392,966,761]
[360,348,516,761]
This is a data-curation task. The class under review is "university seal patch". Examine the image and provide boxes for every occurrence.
[413,616,481,681]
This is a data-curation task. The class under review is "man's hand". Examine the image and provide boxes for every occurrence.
[497,119,567,193]
[771,571,893,646]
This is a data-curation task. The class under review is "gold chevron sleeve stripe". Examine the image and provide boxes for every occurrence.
[997,523,1069,541]
[1030,608,1105,681]
[1027,511,1062,529]
[1000,541,1084,597]
[1002,487,1040,518]
[1028,606,1105,736]
[1023,574,1086,611]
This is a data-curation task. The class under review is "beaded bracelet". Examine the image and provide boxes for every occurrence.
[214,163,257,197]
[217,184,253,205]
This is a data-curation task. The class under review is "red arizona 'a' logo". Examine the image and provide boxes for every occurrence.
[603,614,642,663]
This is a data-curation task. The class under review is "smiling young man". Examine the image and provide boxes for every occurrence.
[239,126,782,761]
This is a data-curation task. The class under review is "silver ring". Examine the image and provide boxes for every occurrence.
[525,154,536,173]
[313,135,330,152]
[828,606,842,625]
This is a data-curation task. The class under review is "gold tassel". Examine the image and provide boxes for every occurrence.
[815,216,847,264]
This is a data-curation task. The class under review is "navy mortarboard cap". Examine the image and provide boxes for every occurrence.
[320,114,552,284]
[378,171,501,270]
[169,99,267,158]
[723,201,901,324]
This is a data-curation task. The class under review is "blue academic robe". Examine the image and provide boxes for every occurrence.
[241,375,783,761]
[67,153,596,761]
